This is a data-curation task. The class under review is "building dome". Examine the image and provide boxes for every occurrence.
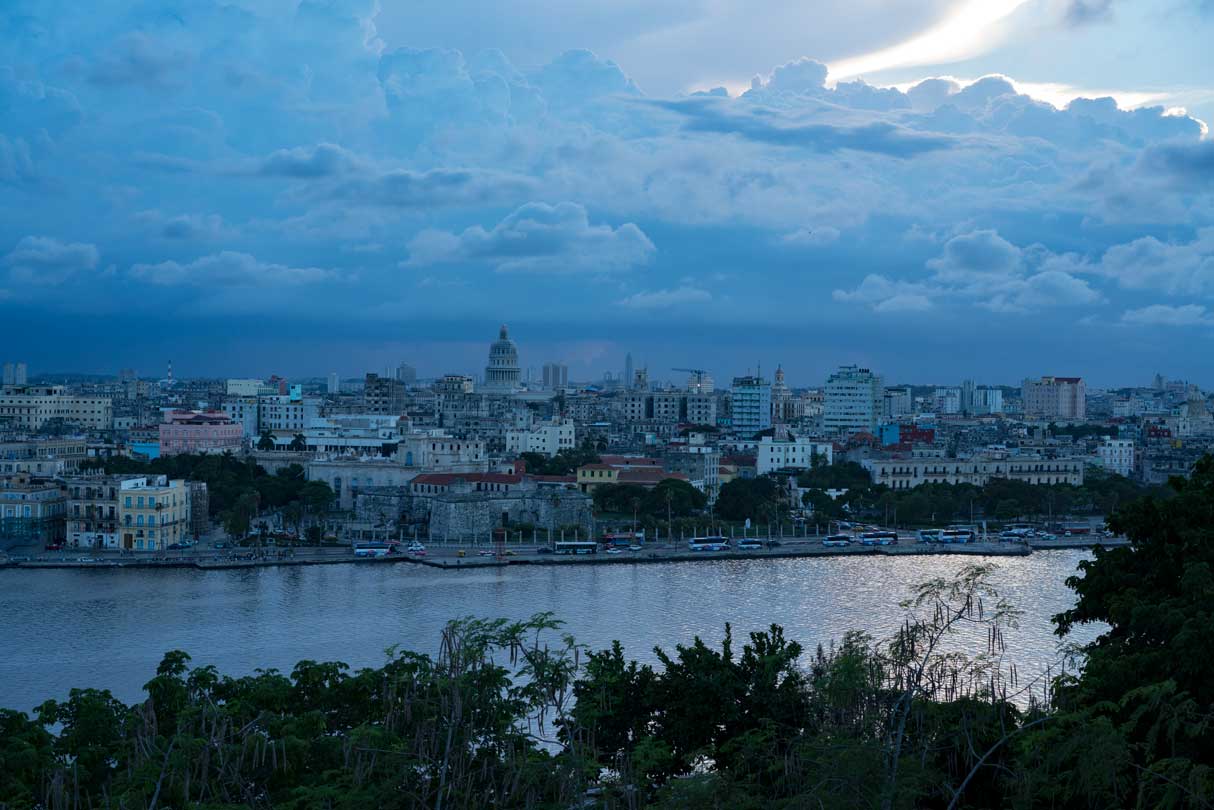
[483,324,522,391]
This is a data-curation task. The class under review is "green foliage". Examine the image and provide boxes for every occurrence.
[716,476,785,522]
[519,442,601,475]
[797,460,1168,526]
[81,455,335,533]
[594,479,707,520]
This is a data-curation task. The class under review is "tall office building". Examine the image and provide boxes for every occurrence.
[731,375,772,438]
[1022,376,1086,420]
[327,372,339,394]
[824,365,883,435]
[624,353,634,391]
[395,363,417,385]
[542,362,569,389]
[2,362,27,386]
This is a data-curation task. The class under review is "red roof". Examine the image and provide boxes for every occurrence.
[618,470,688,485]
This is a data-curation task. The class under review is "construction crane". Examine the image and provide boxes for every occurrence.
[671,367,708,377]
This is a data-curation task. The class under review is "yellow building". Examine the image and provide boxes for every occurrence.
[118,476,189,551]
[576,464,619,493]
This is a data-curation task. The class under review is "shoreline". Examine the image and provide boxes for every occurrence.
[0,538,1126,572]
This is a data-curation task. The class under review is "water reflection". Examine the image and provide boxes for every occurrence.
[0,551,1098,712]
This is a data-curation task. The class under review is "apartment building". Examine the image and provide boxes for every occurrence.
[117,476,190,551]
[506,419,575,457]
[862,455,1084,490]
[755,437,835,475]
[1022,376,1086,420]
[159,410,243,456]
[0,385,113,431]
[824,366,883,435]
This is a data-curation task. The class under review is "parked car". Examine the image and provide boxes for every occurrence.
[535,546,554,554]
[628,544,643,552]
[44,543,64,551]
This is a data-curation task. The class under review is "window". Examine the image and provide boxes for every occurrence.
[124,496,132,507]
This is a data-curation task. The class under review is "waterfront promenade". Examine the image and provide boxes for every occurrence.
[0,534,1126,572]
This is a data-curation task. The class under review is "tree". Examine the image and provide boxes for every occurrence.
[288,433,307,452]
[642,478,707,520]
[716,477,784,523]
[256,431,275,451]
[222,490,259,539]
[1026,455,1214,806]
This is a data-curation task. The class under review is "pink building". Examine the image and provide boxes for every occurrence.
[159,410,243,456]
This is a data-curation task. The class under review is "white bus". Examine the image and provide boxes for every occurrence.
[688,536,729,552]
[555,541,598,555]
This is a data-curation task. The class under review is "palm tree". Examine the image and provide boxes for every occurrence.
[256,431,275,451]
[289,434,307,452]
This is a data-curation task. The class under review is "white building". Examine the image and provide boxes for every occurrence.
[327,373,340,394]
[974,387,1004,415]
[1022,376,1086,420]
[882,388,912,421]
[1098,438,1135,477]
[0,385,113,431]
[2,362,28,386]
[862,454,1084,490]
[222,397,260,438]
[258,394,322,433]
[506,420,575,457]
[542,362,569,389]
[226,378,275,397]
[756,437,835,475]
[825,366,883,435]
[934,388,962,415]
[482,325,522,392]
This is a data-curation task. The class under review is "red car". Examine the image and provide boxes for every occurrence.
[45,543,64,551]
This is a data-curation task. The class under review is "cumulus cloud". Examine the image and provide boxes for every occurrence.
[129,251,337,286]
[834,229,1102,313]
[405,202,655,273]
[3,236,99,284]
[1121,304,1214,326]
[1094,229,1214,297]
[258,143,362,178]
[618,285,711,309]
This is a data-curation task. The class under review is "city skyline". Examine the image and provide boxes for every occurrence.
[2,2,1214,382]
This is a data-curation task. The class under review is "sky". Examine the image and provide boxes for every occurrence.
[2,0,1213,387]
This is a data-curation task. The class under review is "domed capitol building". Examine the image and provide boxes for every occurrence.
[482,324,522,392]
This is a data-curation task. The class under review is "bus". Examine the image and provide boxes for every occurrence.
[917,529,940,543]
[602,531,644,548]
[353,542,397,558]
[688,536,729,552]
[939,528,974,544]
[554,540,598,555]
[1061,522,1092,536]
[858,530,898,546]
[822,534,851,547]
[736,539,763,551]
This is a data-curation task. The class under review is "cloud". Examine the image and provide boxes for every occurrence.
[1137,140,1214,189]
[834,229,1102,313]
[258,143,361,178]
[655,98,955,157]
[3,236,99,284]
[135,211,229,240]
[1063,0,1115,25]
[1094,229,1214,297]
[781,226,840,246]
[618,285,711,309]
[88,32,192,90]
[832,275,935,312]
[129,251,338,286]
[405,202,655,273]
[324,167,535,208]
[1121,304,1214,327]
